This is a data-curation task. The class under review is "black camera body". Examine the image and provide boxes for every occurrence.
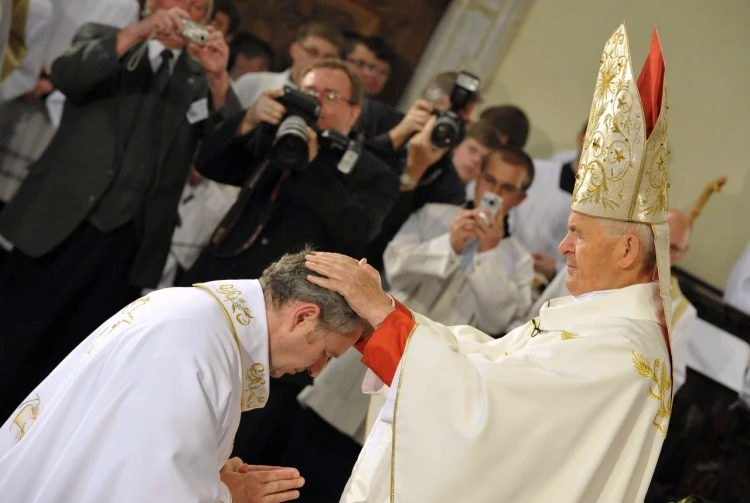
[430,71,481,149]
[270,86,321,170]
[319,129,362,174]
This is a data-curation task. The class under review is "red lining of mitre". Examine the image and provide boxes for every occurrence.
[636,28,665,139]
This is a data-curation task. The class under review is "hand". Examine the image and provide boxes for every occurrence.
[532,252,558,280]
[404,115,449,183]
[475,209,505,253]
[305,253,394,329]
[133,7,189,41]
[188,167,204,186]
[306,126,318,163]
[389,99,433,149]
[21,75,54,104]
[220,460,304,503]
[192,26,229,77]
[239,89,286,135]
[449,209,477,254]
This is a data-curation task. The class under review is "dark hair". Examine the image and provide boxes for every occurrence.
[479,105,530,148]
[211,0,240,35]
[228,32,275,71]
[296,20,343,49]
[340,30,367,59]
[465,119,504,150]
[365,35,395,65]
[421,71,482,105]
[483,144,535,191]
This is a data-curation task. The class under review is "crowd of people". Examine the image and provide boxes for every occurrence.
[0,1,748,502]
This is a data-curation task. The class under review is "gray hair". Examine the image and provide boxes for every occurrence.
[598,219,657,276]
[259,248,363,335]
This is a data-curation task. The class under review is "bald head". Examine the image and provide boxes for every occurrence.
[667,209,691,263]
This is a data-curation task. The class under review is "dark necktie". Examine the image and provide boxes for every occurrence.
[154,49,174,96]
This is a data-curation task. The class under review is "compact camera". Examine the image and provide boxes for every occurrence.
[178,19,209,46]
[270,86,321,171]
[431,70,481,149]
[477,191,503,227]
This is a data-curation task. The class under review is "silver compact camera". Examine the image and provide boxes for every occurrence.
[178,19,208,46]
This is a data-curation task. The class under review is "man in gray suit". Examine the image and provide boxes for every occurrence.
[0,0,242,418]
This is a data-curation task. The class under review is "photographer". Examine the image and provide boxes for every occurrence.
[0,0,241,418]
[363,71,481,272]
[384,145,535,335]
[178,58,398,465]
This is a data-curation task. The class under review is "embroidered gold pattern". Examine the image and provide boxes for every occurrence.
[391,322,419,503]
[560,331,581,341]
[245,363,267,410]
[573,24,669,224]
[10,394,40,443]
[88,296,150,353]
[632,351,672,435]
[217,284,253,326]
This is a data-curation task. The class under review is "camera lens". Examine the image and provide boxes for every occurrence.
[271,116,310,170]
[431,114,460,149]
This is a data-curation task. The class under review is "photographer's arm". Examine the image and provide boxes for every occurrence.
[196,111,265,186]
[291,152,399,248]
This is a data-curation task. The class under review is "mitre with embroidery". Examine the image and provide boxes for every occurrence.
[573,23,674,345]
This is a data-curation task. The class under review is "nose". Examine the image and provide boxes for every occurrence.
[307,355,328,378]
[558,232,573,257]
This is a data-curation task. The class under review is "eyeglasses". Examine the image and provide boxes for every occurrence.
[301,87,355,106]
[346,58,390,78]
[479,172,524,195]
[299,45,338,60]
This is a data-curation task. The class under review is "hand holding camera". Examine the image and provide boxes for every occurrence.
[132,7,189,43]
[389,99,434,150]
[476,192,505,252]
[191,26,230,78]
[402,115,449,188]
[450,209,479,255]
[240,89,287,135]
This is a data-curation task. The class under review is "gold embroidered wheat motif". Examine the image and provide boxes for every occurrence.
[632,351,672,436]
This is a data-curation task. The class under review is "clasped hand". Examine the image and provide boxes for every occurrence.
[450,208,505,255]
[220,457,304,503]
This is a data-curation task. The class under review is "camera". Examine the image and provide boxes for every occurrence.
[478,191,503,227]
[319,129,363,174]
[270,86,321,171]
[431,71,481,149]
[178,19,209,46]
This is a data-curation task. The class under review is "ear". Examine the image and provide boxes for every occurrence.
[618,235,641,270]
[499,133,510,145]
[347,104,362,131]
[290,302,321,332]
[289,42,299,61]
[514,192,528,207]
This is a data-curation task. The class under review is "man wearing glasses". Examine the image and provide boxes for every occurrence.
[383,145,535,336]
[233,20,341,107]
[177,58,399,471]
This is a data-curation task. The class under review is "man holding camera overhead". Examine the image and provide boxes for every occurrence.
[178,58,398,465]
[0,0,242,418]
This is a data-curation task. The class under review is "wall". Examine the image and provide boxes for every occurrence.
[481,0,750,288]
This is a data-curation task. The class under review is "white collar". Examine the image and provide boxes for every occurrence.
[147,39,182,73]
[194,280,271,412]
[540,282,664,330]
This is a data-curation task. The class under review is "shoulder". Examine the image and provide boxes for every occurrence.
[73,22,119,41]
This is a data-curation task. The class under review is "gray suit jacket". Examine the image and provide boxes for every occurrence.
[0,23,242,287]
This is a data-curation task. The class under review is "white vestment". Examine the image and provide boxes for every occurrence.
[384,203,533,334]
[508,158,572,273]
[725,240,750,315]
[342,282,672,503]
[0,280,271,503]
[232,68,293,108]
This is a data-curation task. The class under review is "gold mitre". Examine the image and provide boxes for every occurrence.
[573,23,668,224]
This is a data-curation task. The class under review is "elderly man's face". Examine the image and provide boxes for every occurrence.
[559,212,623,296]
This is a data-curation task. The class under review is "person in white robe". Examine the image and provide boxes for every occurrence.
[306,24,676,503]
[725,240,750,315]
[384,145,534,334]
[0,249,369,503]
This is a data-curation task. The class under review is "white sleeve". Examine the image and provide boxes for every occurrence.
[383,210,459,288]
[463,240,534,333]
[671,307,696,393]
[233,73,264,108]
